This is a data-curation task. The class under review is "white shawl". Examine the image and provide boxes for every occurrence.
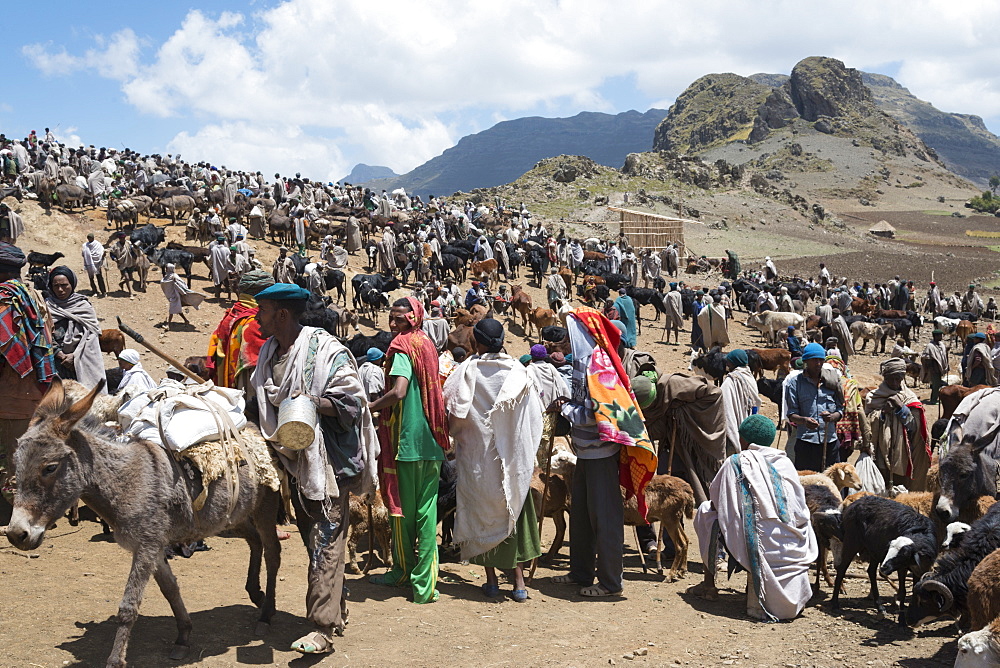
[252,327,379,501]
[444,353,542,559]
[694,446,817,621]
[721,366,761,455]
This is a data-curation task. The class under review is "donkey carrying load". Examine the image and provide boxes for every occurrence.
[4,379,283,668]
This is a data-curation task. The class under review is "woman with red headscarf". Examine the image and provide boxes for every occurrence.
[369,297,450,604]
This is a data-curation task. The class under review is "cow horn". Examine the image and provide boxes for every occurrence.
[920,580,954,611]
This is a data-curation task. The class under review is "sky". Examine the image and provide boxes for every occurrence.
[4,0,1000,183]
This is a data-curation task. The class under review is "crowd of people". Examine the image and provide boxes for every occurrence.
[0,128,996,660]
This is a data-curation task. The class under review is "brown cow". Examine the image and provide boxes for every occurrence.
[558,265,574,292]
[748,348,791,379]
[510,285,533,330]
[955,319,976,344]
[527,307,557,340]
[470,258,499,290]
[99,329,126,357]
[446,324,476,353]
[874,309,907,320]
[851,298,872,316]
[940,384,990,420]
[582,250,606,262]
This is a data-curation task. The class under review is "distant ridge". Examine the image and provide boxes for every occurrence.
[361,109,666,196]
[340,163,397,185]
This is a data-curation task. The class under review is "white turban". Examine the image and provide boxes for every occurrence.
[118,349,141,365]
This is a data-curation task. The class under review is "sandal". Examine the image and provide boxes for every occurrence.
[579,584,623,597]
[512,589,529,602]
[481,583,501,597]
[291,630,334,654]
[551,574,583,585]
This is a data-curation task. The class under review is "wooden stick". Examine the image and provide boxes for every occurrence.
[633,525,648,573]
[363,500,376,575]
[527,419,557,584]
[116,317,205,384]
[667,416,678,476]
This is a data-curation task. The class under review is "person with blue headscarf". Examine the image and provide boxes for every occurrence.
[784,343,845,471]
[613,289,637,348]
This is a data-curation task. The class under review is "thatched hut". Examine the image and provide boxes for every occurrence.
[869,220,896,238]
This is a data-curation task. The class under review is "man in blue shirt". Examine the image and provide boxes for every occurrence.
[783,343,845,471]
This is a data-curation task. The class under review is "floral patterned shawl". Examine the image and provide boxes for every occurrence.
[571,307,657,518]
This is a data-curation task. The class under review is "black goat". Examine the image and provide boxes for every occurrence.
[27,250,65,267]
[832,495,939,624]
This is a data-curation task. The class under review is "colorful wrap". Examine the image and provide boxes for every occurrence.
[0,279,55,383]
[206,296,267,387]
[571,307,657,518]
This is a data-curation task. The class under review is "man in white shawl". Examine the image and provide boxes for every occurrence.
[210,236,234,296]
[443,318,542,602]
[693,414,817,621]
[920,329,949,405]
[721,350,761,456]
[116,348,156,393]
[0,202,24,244]
[764,256,778,281]
[642,249,661,288]
[662,282,684,345]
[250,282,379,655]
[378,226,397,276]
[160,263,204,328]
[272,247,296,285]
[608,242,622,274]
[697,295,730,349]
[81,233,107,297]
[346,215,362,253]
[358,348,385,400]
[546,266,568,310]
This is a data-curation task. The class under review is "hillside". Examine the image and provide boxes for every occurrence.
[361,109,666,196]
[861,72,1000,186]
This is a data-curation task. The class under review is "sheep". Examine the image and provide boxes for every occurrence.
[842,490,873,507]
[831,495,939,624]
[943,522,972,551]
[798,462,862,499]
[346,493,391,575]
[955,617,1000,668]
[906,501,1000,629]
[623,474,695,581]
[803,484,843,591]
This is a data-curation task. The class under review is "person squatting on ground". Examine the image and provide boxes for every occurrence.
[693,414,817,621]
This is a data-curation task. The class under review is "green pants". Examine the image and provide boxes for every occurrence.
[384,460,441,604]
[929,370,944,404]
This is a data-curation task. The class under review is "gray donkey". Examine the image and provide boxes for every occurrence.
[5,378,282,668]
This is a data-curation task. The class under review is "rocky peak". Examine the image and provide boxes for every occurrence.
[787,56,874,121]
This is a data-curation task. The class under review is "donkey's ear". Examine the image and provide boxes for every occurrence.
[36,377,66,416]
[58,379,105,433]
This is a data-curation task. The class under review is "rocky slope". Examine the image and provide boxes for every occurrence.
[862,72,1000,186]
[361,109,666,196]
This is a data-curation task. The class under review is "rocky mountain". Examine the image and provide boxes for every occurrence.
[861,72,1000,186]
[339,163,397,185]
[361,109,666,196]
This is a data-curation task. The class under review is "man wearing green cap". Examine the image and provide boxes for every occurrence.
[251,282,379,654]
[920,329,949,404]
[721,350,760,455]
[693,414,817,621]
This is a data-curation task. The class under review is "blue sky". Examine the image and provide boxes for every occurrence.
[4,1,1000,182]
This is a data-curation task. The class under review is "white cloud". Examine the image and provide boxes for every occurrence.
[23,29,140,80]
[20,0,1000,179]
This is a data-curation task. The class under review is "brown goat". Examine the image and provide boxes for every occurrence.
[346,493,391,574]
[624,475,695,581]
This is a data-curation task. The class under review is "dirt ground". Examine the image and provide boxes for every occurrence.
[0,197,981,667]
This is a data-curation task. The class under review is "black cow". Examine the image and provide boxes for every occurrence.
[130,223,166,251]
[690,346,727,386]
[876,317,913,347]
[439,253,466,283]
[941,311,978,322]
[299,294,339,336]
[344,331,396,359]
[526,249,549,286]
[148,247,194,280]
[351,273,400,313]
[442,244,472,262]
[320,267,346,303]
[625,286,667,322]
